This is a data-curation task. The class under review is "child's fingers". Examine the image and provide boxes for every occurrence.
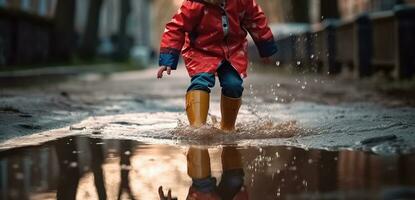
[158,186,165,199]
[167,67,171,75]
[167,189,172,199]
[157,67,166,79]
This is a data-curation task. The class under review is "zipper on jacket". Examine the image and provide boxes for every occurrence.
[220,1,230,59]
[220,2,229,37]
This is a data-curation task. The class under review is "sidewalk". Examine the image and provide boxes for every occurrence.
[0,63,142,87]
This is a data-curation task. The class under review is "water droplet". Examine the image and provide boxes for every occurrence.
[296,61,301,66]
[277,83,281,87]
[69,162,78,168]
[310,54,315,59]
[275,97,279,101]
[15,173,24,180]
[302,180,308,186]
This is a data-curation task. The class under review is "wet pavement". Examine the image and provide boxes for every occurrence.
[1,136,415,200]
[1,66,415,152]
[1,65,415,199]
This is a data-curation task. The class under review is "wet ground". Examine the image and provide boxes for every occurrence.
[1,136,415,200]
[1,64,415,199]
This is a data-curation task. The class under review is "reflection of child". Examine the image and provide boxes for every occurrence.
[159,147,248,200]
[157,0,277,131]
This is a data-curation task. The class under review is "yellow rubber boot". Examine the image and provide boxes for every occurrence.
[187,147,211,179]
[221,147,243,171]
[220,95,241,131]
[186,90,210,128]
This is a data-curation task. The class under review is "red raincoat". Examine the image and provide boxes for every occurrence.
[159,0,277,78]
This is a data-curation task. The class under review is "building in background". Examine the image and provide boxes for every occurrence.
[2,0,415,67]
[0,0,153,66]
[0,0,56,17]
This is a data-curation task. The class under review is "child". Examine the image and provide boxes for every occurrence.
[157,0,277,131]
[159,146,248,200]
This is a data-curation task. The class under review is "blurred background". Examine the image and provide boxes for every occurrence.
[0,0,415,79]
[1,1,415,200]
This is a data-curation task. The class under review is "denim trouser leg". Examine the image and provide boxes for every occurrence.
[187,73,215,93]
[187,61,244,98]
[217,62,244,98]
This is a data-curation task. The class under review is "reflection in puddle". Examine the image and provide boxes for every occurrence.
[0,136,414,200]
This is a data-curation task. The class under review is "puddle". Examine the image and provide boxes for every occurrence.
[1,136,414,200]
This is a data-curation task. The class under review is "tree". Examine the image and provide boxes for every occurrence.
[52,0,76,61]
[114,0,131,61]
[79,0,104,60]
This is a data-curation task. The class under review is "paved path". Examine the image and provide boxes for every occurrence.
[1,65,414,154]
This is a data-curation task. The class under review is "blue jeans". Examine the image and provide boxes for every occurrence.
[187,61,244,98]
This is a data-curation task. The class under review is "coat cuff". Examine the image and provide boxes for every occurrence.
[159,48,180,69]
[256,39,278,58]
[192,177,217,193]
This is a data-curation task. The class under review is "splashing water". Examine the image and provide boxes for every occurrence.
[169,114,310,145]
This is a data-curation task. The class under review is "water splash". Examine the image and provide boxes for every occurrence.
[170,116,309,145]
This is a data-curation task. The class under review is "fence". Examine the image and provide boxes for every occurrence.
[335,14,373,77]
[261,5,415,79]
[0,8,53,67]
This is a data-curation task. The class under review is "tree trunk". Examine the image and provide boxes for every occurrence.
[79,0,104,60]
[52,0,76,61]
[114,0,131,61]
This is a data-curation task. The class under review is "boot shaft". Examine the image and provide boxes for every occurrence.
[220,95,241,131]
[186,90,210,128]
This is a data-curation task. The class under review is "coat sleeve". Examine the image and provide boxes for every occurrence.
[242,0,278,58]
[159,0,202,69]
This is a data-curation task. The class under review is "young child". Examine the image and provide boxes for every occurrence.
[157,0,277,131]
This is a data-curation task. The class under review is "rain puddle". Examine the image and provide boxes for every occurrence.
[1,136,414,200]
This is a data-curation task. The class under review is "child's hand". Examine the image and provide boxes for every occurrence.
[158,186,177,200]
[157,66,172,79]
